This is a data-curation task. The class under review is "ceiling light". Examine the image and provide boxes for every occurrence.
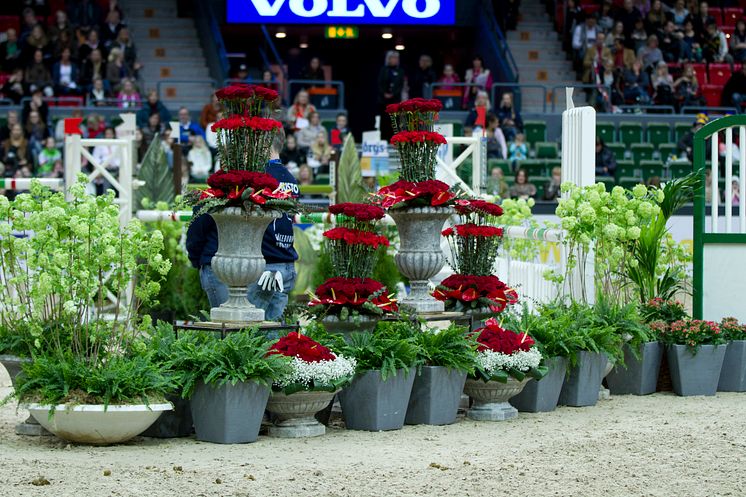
[275,31,287,39]
[395,44,405,50]
[382,30,393,39]
[299,42,308,48]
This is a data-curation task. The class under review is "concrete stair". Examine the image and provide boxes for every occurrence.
[508,0,586,112]
[122,0,213,110]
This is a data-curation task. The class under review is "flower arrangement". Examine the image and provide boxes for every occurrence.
[308,203,397,320]
[197,169,295,209]
[639,298,688,325]
[659,319,726,350]
[376,179,456,209]
[720,317,746,341]
[471,318,546,383]
[215,83,279,117]
[268,332,356,395]
[436,198,515,313]
[211,115,283,172]
[386,98,442,134]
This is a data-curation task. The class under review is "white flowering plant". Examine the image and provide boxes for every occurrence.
[471,318,547,383]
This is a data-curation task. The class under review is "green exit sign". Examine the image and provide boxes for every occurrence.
[325,26,358,39]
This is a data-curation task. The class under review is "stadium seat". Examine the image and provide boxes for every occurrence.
[667,63,682,79]
[314,174,330,184]
[545,158,562,172]
[597,121,616,143]
[647,122,671,149]
[0,16,20,33]
[530,176,550,194]
[669,161,693,179]
[691,63,707,87]
[722,25,735,38]
[615,160,639,182]
[640,160,664,179]
[659,143,678,162]
[535,141,559,159]
[723,7,743,26]
[524,121,547,146]
[619,179,643,189]
[597,176,616,191]
[487,158,512,175]
[675,122,692,143]
[631,143,655,165]
[710,8,724,26]
[708,64,731,87]
[520,159,547,177]
[607,142,627,161]
[619,122,643,146]
[702,84,722,107]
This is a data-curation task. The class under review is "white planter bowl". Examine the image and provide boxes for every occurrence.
[26,403,172,445]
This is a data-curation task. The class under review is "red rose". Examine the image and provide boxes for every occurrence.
[309,277,397,313]
[444,224,503,238]
[385,103,400,114]
[323,227,389,248]
[474,320,535,354]
[268,332,337,362]
[328,203,386,222]
[455,199,504,217]
[207,170,279,191]
[390,131,447,146]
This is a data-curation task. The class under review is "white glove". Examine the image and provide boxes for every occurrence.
[272,271,284,293]
[258,271,274,291]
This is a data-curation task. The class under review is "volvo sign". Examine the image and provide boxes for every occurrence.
[227,0,456,25]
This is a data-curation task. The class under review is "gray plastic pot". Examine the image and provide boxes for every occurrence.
[142,394,193,438]
[510,356,567,412]
[338,369,415,431]
[667,344,726,396]
[606,342,663,395]
[558,351,608,407]
[405,366,467,425]
[190,380,270,443]
[718,340,746,392]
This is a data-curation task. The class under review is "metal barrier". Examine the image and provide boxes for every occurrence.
[0,178,64,190]
[550,83,611,112]
[618,104,676,114]
[681,105,739,116]
[491,82,548,114]
[426,82,482,111]
[84,97,144,110]
[0,98,14,107]
[479,0,519,83]
[287,79,345,111]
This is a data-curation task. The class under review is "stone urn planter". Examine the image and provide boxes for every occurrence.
[405,366,467,425]
[338,369,415,431]
[388,206,453,313]
[718,340,746,392]
[321,315,378,336]
[558,351,608,407]
[27,403,172,445]
[598,358,616,400]
[464,377,530,421]
[667,344,726,397]
[266,389,338,438]
[607,342,663,395]
[209,207,281,323]
[190,380,270,444]
[510,356,568,413]
[0,355,50,436]
[141,395,193,438]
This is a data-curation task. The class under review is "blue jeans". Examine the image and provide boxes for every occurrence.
[247,262,296,322]
[199,265,229,308]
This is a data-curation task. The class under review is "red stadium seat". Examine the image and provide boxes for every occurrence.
[723,7,744,26]
[0,16,20,33]
[702,84,722,107]
[667,62,682,79]
[710,9,724,26]
[691,63,708,86]
[721,25,735,37]
[0,72,10,86]
[709,63,732,86]
[581,4,600,15]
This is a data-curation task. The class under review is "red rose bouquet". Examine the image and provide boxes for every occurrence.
[390,131,447,182]
[328,202,386,229]
[386,98,443,133]
[434,274,518,313]
[268,331,356,394]
[308,277,398,318]
[323,226,389,278]
[215,83,279,117]
[375,179,456,209]
[471,318,546,383]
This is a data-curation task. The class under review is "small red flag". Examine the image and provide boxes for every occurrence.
[64,118,83,135]
[475,106,486,128]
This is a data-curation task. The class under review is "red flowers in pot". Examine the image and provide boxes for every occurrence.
[376,179,455,209]
[434,274,518,313]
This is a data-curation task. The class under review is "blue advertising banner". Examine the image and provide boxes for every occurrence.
[226,0,456,25]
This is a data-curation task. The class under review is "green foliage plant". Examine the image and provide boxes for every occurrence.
[720,317,746,341]
[414,323,478,374]
[337,320,422,380]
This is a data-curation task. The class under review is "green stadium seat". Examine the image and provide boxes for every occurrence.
[535,141,559,159]
[597,121,616,143]
[530,176,550,195]
[619,122,644,146]
[658,143,678,162]
[597,176,616,191]
[640,160,664,179]
[615,160,639,182]
[619,179,643,190]
[631,143,655,165]
[524,121,547,146]
[669,161,693,178]
[647,122,671,149]
[607,142,627,161]
[313,174,330,184]
[520,159,547,177]
[675,122,692,143]
[487,158,512,175]
[322,120,335,135]
[544,159,562,173]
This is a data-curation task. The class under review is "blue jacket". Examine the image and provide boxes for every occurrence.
[185,208,218,268]
[263,160,299,264]
[179,121,205,143]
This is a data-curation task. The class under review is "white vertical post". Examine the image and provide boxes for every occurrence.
[740,126,746,233]
[725,127,733,233]
[711,133,719,233]
[119,140,132,227]
[64,134,82,200]
[471,137,485,195]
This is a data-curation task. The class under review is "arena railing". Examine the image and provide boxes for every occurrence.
[550,84,612,112]
[426,82,482,111]
[680,105,740,116]
[491,82,548,114]
[286,80,345,111]
[193,0,229,84]
[84,97,144,110]
[617,104,677,114]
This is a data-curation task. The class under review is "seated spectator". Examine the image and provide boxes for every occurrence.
[638,35,664,70]
[1,124,33,177]
[52,48,80,95]
[301,57,325,81]
[0,29,21,72]
[280,134,304,175]
[107,47,130,92]
[37,136,61,175]
[508,133,528,166]
[622,59,651,104]
[80,48,107,90]
[69,0,102,34]
[100,10,124,48]
[297,163,314,186]
[84,113,106,139]
[630,19,649,53]
[652,61,675,106]
[22,88,49,125]
[52,29,79,62]
[113,28,140,77]
[722,64,746,112]
[728,177,740,206]
[645,0,666,33]
[409,54,436,99]
[485,112,507,159]
[49,10,75,47]
[2,68,28,103]
[205,111,221,152]
[497,92,523,142]
[286,90,316,130]
[362,171,377,193]
[509,168,536,199]
[658,21,684,62]
[137,90,171,128]
[117,78,141,109]
[188,135,213,182]
[25,110,49,157]
[543,166,562,202]
[676,114,707,159]
[598,2,615,32]
[583,32,612,84]
[485,167,509,198]
[141,112,163,147]
[330,112,349,149]
[731,20,746,64]
[295,111,324,149]
[79,29,103,63]
[674,63,703,109]
[572,16,598,73]
[44,159,64,178]
[0,110,19,142]
[25,49,53,96]
[88,77,109,106]
[199,94,221,130]
[595,137,617,176]
[463,56,493,109]
[681,20,702,62]
[606,22,626,49]
[702,22,730,64]
[670,0,689,29]
[691,1,715,39]
[177,107,205,143]
[437,64,460,91]
[618,0,642,37]
[259,69,279,92]
[464,90,491,132]
[612,38,636,69]
[19,8,39,43]
[308,131,332,172]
